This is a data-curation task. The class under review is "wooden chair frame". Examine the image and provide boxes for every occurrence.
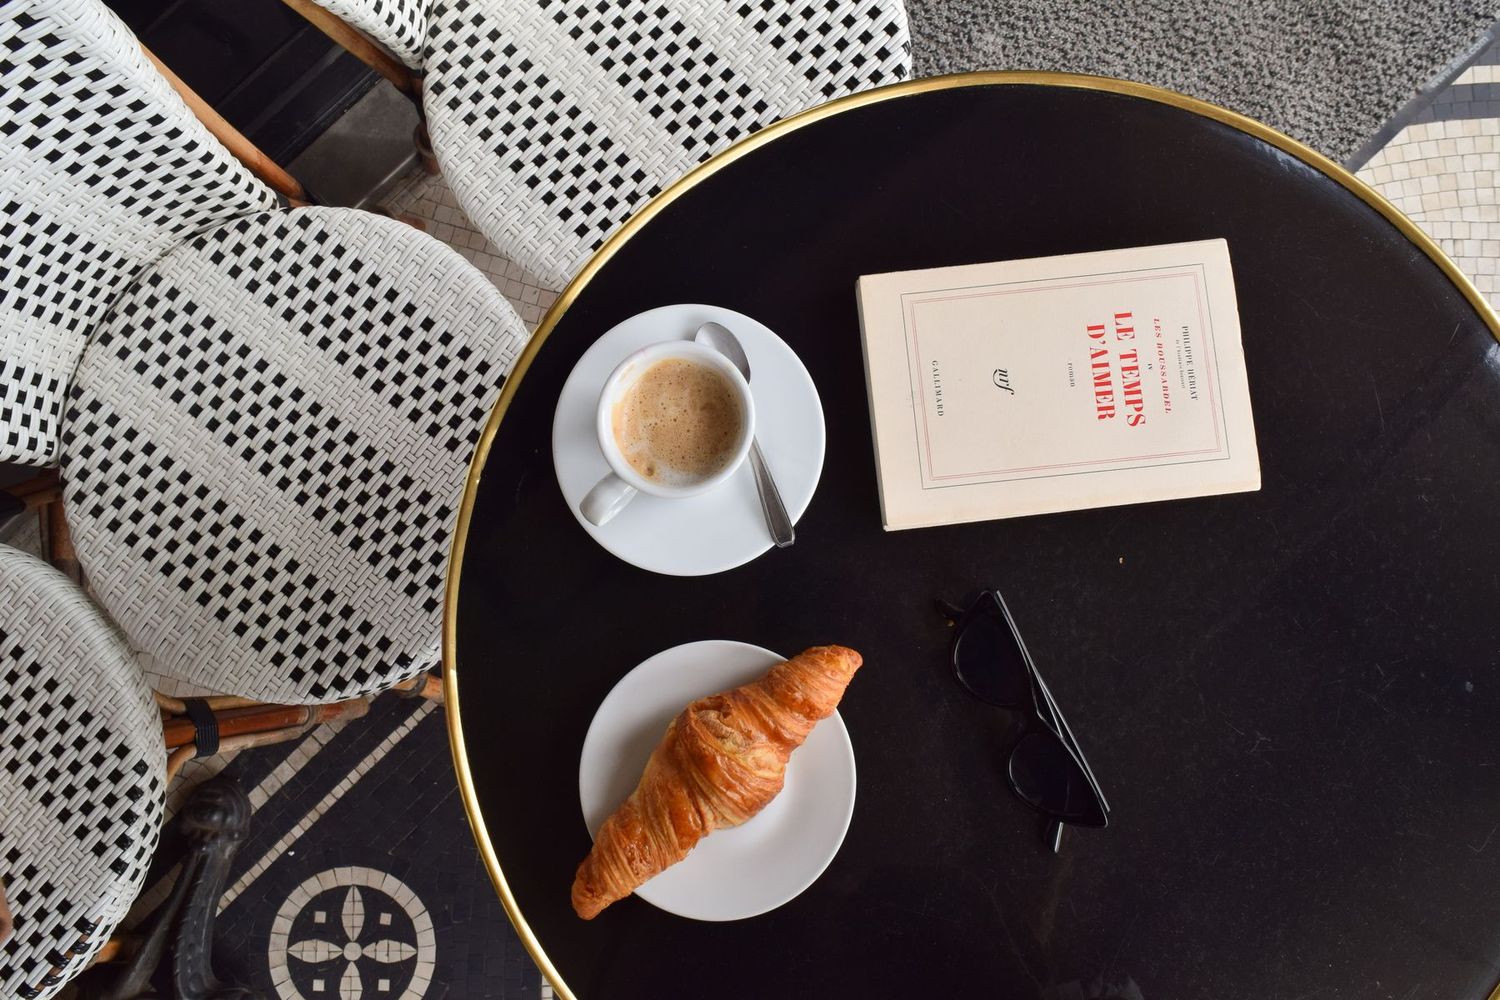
[139,44,310,204]
[274,0,438,174]
[277,0,418,98]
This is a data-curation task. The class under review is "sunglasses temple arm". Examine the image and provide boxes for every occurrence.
[993,592,1113,818]
[1046,817,1065,854]
[1029,670,1112,814]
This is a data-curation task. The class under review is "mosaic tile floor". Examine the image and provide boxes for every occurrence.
[1357,43,1500,306]
[57,29,1500,1000]
[380,171,562,331]
[122,694,546,1000]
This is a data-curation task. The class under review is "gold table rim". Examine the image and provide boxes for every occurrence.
[440,70,1500,1000]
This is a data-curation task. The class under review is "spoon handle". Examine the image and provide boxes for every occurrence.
[748,437,795,547]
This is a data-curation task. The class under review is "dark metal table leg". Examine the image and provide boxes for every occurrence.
[83,775,265,1000]
[172,777,263,1000]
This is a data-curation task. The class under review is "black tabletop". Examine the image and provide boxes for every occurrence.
[446,76,1500,1000]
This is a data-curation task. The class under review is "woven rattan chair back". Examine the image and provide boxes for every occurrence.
[426,0,914,287]
[287,0,912,288]
[59,206,529,704]
[0,0,276,467]
[0,544,165,1000]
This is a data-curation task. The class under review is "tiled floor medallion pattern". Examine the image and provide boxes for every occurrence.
[270,867,435,1000]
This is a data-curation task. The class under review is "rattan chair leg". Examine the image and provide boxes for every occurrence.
[1,468,60,512]
[90,937,128,966]
[43,499,80,583]
[278,0,417,98]
[163,728,322,786]
[364,203,428,232]
[391,671,444,703]
[161,697,371,750]
[163,745,197,786]
[414,120,440,175]
[140,45,309,204]
[1,471,62,565]
[153,691,260,716]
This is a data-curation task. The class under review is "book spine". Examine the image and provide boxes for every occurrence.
[854,277,897,531]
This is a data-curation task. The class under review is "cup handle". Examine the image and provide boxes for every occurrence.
[580,473,637,526]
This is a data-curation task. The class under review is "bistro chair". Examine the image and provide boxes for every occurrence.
[0,544,165,1000]
[283,0,914,288]
[61,204,525,704]
[0,541,291,999]
[2,0,530,709]
[0,0,275,470]
[2,3,526,995]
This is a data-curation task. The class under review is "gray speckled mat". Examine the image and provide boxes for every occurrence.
[908,0,1499,163]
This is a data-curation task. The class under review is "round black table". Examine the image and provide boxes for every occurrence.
[444,74,1500,1000]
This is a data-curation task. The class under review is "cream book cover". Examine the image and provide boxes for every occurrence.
[856,240,1260,530]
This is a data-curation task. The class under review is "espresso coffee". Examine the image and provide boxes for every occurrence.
[612,358,742,485]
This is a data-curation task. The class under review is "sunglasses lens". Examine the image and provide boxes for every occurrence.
[1008,730,1107,826]
[952,607,1031,706]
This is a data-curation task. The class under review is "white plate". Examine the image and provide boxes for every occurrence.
[552,304,825,576]
[578,640,857,921]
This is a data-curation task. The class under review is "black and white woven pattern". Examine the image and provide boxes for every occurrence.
[0,0,278,467]
[314,0,427,69]
[420,0,912,287]
[60,207,528,704]
[0,545,164,1000]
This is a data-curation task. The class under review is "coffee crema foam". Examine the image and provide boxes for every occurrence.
[612,358,742,486]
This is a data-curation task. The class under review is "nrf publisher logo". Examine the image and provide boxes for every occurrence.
[934,361,1014,417]
[933,361,1014,417]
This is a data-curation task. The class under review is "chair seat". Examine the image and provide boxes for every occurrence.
[421,0,912,288]
[0,545,164,1000]
[60,207,530,704]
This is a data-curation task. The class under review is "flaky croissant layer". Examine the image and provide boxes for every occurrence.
[572,645,863,919]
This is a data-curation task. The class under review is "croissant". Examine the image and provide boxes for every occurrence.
[571,644,863,919]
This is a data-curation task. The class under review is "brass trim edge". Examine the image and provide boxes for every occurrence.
[442,71,1500,1000]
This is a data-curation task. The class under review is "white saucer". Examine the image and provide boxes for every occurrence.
[552,304,825,576]
[577,640,857,922]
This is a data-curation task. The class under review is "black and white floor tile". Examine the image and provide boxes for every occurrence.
[1356,41,1500,305]
[131,693,543,998]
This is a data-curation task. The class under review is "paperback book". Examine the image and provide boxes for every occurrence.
[855,240,1260,530]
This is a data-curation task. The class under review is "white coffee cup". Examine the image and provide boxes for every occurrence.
[580,340,756,526]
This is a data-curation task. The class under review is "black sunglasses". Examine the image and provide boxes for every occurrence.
[939,590,1110,852]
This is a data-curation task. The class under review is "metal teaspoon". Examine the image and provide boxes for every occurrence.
[693,321,795,547]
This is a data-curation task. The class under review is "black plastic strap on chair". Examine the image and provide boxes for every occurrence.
[183,698,220,758]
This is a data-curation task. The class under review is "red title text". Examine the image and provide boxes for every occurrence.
[1087,311,1146,426]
